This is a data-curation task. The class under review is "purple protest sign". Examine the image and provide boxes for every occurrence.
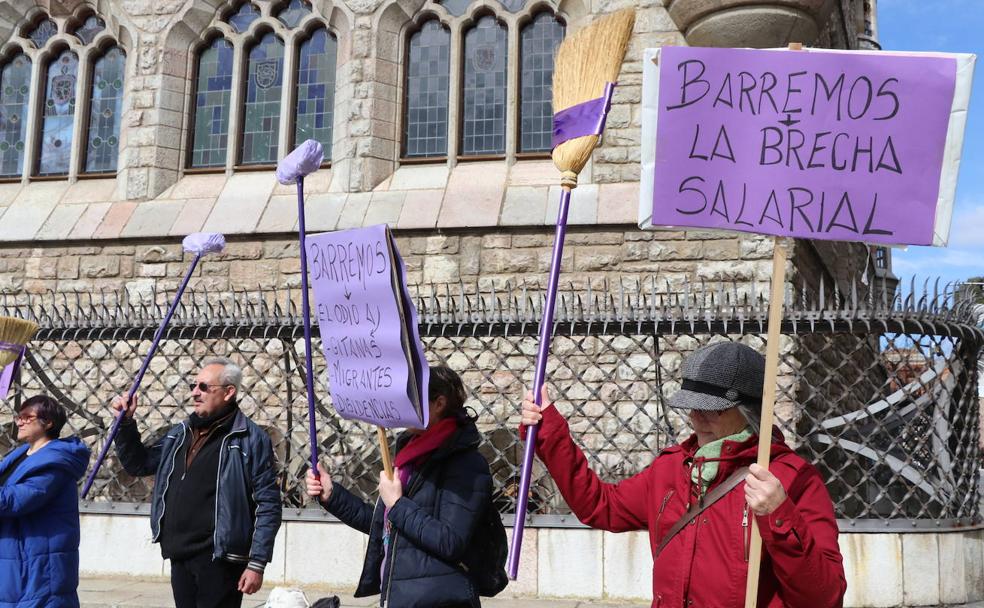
[640,46,972,246]
[0,346,23,399]
[308,225,429,429]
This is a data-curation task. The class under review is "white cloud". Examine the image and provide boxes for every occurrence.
[891,201,984,280]
[893,248,981,273]
[945,203,984,249]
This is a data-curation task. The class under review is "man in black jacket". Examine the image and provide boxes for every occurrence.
[112,357,281,608]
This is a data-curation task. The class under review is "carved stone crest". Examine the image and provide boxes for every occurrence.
[473,45,496,72]
[254,60,279,89]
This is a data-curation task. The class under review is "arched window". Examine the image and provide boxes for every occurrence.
[0,11,124,180]
[402,2,566,161]
[519,12,564,153]
[403,20,450,159]
[277,0,312,28]
[0,54,31,177]
[240,32,284,165]
[84,46,125,174]
[461,16,507,156]
[72,15,105,45]
[190,38,234,168]
[37,50,79,176]
[28,19,58,47]
[187,2,338,170]
[295,28,336,151]
[440,0,528,16]
[227,3,261,33]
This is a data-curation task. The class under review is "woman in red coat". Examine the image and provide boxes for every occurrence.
[521,342,846,608]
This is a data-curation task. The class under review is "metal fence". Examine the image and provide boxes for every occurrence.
[1,276,981,531]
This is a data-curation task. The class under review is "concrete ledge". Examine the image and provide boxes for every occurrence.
[78,515,984,605]
[0,165,613,243]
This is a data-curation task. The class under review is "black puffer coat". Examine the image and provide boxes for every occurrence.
[324,420,492,608]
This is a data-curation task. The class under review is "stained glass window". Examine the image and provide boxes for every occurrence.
[28,19,58,47]
[227,3,261,33]
[439,0,470,15]
[461,16,507,156]
[440,0,526,16]
[295,28,335,159]
[0,54,31,177]
[241,33,284,165]
[520,13,564,152]
[190,38,234,168]
[498,0,527,12]
[404,21,449,158]
[37,50,78,176]
[84,47,125,173]
[277,0,312,28]
[72,15,105,45]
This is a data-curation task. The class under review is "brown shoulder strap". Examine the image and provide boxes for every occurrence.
[654,465,750,559]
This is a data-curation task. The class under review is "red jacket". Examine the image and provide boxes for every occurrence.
[529,406,846,608]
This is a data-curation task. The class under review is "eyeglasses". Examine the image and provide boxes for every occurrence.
[189,382,231,393]
[14,414,38,425]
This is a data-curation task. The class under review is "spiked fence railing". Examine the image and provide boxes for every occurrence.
[1,276,981,530]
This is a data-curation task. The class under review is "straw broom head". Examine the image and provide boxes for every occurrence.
[0,316,38,367]
[552,8,635,189]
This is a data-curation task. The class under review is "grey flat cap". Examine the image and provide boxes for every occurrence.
[668,342,765,411]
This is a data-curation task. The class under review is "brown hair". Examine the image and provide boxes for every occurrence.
[18,394,68,439]
[428,365,468,417]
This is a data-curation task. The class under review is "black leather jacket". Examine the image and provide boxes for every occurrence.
[114,407,282,571]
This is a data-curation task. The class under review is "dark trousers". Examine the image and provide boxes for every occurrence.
[170,552,246,608]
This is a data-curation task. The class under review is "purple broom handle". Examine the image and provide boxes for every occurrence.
[81,252,204,498]
[295,176,320,478]
[508,187,571,579]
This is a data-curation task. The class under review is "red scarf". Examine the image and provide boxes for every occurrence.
[394,416,459,471]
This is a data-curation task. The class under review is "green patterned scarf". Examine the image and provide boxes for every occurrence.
[691,428,753,493]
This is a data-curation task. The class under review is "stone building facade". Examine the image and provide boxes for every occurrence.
[0,0,884,304]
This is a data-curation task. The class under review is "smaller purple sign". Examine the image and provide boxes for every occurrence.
[308,225,429,429]
[646,46,962,246]
[0,343,23,399]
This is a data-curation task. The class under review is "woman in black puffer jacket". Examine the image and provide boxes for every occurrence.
[306,366,493,608]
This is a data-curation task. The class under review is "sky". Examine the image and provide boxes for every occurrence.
[879,1,984,289]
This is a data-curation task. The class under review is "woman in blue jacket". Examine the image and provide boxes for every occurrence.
[306,366,494,608]
[0,395,90,608]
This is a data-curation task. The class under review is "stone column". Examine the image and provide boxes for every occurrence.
[117,0,223,200]
[666,0,839,48]
[330,0,421,193]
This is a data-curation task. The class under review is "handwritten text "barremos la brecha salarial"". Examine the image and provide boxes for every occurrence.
[669,58,900,236]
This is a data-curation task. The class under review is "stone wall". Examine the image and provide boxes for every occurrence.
[0,226,788,300]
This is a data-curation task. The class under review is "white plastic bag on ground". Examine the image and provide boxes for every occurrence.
[264,587,309,608]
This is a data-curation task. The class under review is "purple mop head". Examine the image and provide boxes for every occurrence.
[277,139,324,185]
[182,232,226,255]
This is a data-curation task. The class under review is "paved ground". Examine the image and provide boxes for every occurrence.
[80,577,984,608]
[79,576,648,607]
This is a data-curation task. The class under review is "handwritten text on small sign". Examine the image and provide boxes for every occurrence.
[308,225,428,429]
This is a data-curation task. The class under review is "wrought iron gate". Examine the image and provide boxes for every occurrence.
[1,276,981,531]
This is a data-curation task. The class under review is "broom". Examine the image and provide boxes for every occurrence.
[81,232,227,498]
[508,8,635,580]
[276,139,325,480]
[0,316,39,398]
